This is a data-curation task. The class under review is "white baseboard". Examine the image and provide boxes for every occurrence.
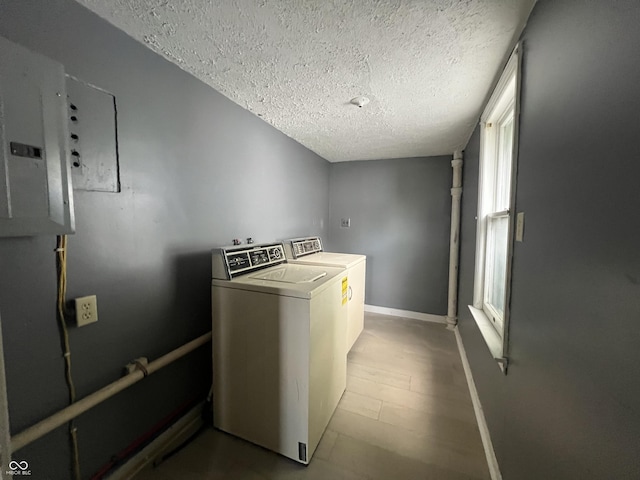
[364,304,447,324]
[454,327,502,480]
[108,402,205,480]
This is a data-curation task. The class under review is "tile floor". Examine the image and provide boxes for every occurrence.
[134,312,490,480]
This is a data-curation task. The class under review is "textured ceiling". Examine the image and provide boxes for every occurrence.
[74,0,536,162]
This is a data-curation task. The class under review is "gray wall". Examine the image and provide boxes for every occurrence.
[458,0,640,478]
[0,0,329,478]
[328,157,452,315]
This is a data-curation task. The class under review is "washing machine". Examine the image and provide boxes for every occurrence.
[283,237,366,351]
[211,242,348,464]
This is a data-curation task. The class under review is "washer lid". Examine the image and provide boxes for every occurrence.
[212,263,347,299]
[250,266,327,283]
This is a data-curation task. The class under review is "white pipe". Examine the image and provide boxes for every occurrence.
[446,151,464,330]
[11,332,212,453]
[0,313,12,480]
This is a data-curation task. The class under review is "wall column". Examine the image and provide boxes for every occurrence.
[0,314,11,478]
[446,151,463,330]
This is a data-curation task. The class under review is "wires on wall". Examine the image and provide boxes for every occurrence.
[55,235,81,480]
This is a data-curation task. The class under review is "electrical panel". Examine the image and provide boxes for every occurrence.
[0,35,74,236]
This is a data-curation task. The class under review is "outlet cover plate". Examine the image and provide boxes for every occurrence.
[75,295,98,326]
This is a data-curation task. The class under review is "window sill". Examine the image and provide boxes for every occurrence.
[468,306,508,374]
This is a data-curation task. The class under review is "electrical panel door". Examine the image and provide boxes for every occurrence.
[0,35,74,236]
[67,76,120,192]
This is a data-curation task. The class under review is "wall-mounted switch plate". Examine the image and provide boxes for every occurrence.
[516,212,525,242]
[341,218,351,228]
[75,295,98,326]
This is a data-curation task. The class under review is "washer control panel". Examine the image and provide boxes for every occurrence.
[213,243,286,279]
[289,237,323,259]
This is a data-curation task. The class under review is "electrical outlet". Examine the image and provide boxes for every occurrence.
[75,295,98,326]
[341,218,351,228]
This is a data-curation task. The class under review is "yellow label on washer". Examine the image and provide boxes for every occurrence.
[341,277,348,305]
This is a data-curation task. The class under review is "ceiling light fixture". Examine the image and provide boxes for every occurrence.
[350,96,370,108]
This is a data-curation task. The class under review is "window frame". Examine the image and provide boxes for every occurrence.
[469,44,522,374]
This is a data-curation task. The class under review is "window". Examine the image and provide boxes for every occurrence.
[469,45,520,373]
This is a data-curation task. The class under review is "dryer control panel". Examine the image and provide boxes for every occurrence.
[212,243,286,279]
[286,237,323,259]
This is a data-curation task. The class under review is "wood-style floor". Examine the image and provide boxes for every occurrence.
[134,312,490,480]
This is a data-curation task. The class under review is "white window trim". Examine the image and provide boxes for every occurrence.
[469,44,521,374]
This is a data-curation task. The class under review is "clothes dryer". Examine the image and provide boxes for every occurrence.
[211,242,347,464]
[283,237,366,351]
